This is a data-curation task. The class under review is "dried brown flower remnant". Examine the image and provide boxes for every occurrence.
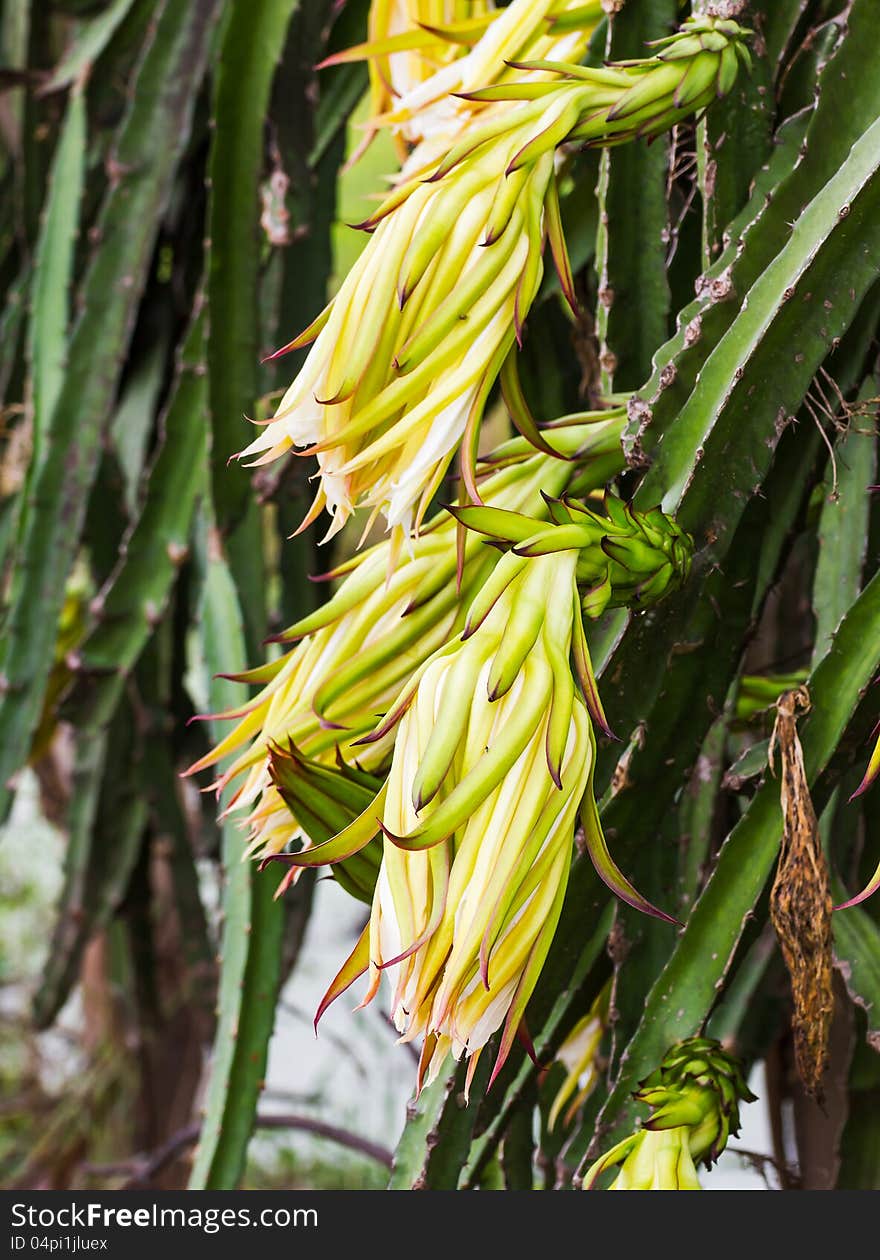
[768,687,834,1102]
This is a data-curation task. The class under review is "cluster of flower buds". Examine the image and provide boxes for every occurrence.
[450,491,693,619]
[364,544,594,1090]
[240,15,751,545]
[584,1037,755,1190]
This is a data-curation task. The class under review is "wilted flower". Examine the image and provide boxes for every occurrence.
[186,415,625,861]
[583,1037,755,1190]
[241,17,750,544]
[731,681,880,913]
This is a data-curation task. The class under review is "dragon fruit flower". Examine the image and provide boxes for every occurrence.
[240,16,750,547]
[324,0,601,157]
[186,415,625,863]
[365,546,595,1092]
[261,491,693,1084]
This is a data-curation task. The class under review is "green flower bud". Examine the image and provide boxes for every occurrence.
[265,743,383,905]
[584,1036,756,1189]
[450,493,694,618]
[271,495,681,1088]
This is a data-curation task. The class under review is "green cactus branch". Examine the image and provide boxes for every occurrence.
[0,0,222,819]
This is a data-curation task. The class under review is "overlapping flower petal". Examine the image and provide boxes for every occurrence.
[188,417,624,862]
[241,16,750,545]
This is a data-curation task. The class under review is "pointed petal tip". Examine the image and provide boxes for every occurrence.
[378,818,410,847]
[848,774,875,803]
[262,629,297,646]
[261,343,293,364]
[833,886,879,913]
[488,1044,512,1092]
[315,713,348,731]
